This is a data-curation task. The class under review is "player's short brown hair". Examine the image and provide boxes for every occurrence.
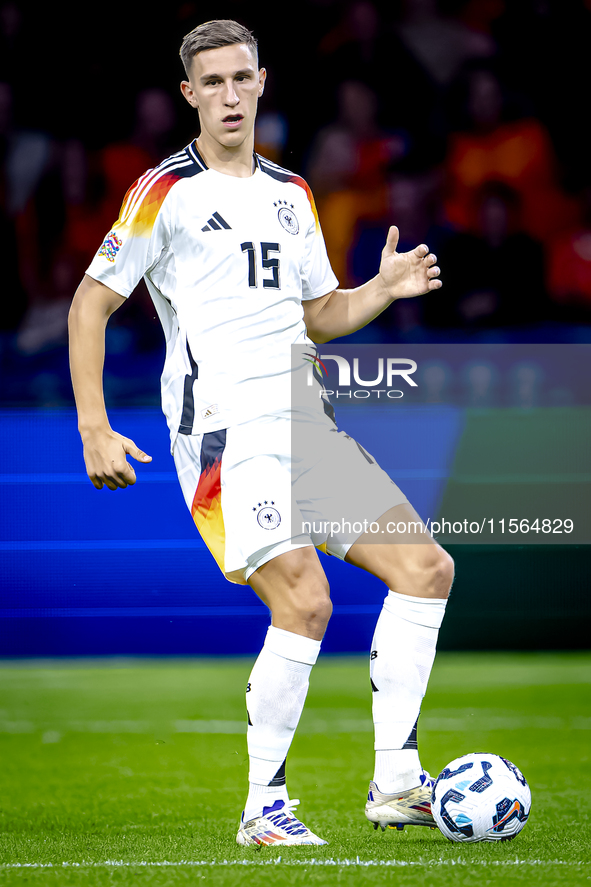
[180,20,258,77]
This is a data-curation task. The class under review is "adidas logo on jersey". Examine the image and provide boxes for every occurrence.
[201,403,220,419]
[201,212,232,232]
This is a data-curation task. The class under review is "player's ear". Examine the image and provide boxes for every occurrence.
[180,80,198,109]
[258,67,267,97]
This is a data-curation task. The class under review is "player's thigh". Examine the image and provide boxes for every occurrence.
[345,502,454,599]
[173,420,309,585]
[294,426,408,556]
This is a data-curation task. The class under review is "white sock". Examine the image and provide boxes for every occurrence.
[374,749,423,794]
[370,590,447,793]
[242,781,289,824]
[243,625,321,821]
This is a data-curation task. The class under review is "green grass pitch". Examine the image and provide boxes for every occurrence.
[0,652,590,886]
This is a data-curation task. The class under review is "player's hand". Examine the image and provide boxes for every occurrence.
[82,429,152,490]
[378,225,441,300]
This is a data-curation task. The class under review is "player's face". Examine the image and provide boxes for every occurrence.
[181,43,266,150]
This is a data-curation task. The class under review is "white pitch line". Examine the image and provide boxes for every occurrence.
[0,859,588,869]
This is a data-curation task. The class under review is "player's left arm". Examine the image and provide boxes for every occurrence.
[303,226,441,344]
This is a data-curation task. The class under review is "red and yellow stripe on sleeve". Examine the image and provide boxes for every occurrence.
[289,174,320,233]
[115,166,183,238]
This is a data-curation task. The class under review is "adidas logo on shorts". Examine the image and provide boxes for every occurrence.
[201,404,220,419]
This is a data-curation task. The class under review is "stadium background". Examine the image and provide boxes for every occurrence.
[1,0,590,657]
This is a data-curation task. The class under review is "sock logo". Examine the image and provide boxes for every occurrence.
[370,650,378,660]
[246,682,251,692]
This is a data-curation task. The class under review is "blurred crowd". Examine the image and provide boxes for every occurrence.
[1,0,591,405]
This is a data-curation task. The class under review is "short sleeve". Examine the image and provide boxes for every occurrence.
[298,181,339,301]
[85,167,175,298]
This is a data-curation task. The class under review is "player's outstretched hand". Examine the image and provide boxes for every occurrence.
[82,429,152,490]
[378,225,441,300]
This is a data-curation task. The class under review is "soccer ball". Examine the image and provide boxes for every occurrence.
[431,753,531,843]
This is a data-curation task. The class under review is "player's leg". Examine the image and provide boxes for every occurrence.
[249,544,332,640]
[172,424,330,843]
[345,502,454,828]
[237,545,331,845]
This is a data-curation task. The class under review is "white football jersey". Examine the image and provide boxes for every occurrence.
[86,141,338,444]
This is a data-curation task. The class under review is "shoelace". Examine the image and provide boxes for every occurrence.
[266,799,308,835]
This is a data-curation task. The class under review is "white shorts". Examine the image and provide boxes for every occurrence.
[172,413,408,585]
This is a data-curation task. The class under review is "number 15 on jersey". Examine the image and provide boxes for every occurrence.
[241,241,281,289]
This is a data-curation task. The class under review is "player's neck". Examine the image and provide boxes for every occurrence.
[196,133,255,178]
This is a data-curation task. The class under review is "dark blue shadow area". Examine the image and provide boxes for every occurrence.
[334,404,464,521]
[1,408,589,655]
[0,408,392,656]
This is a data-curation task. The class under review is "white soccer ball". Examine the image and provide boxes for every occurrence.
[431,753,531,843]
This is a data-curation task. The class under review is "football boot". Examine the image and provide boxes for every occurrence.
[365,772,437,831]
[237,798,327,846]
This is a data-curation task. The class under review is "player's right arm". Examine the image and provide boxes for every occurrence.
[68,274,152,490]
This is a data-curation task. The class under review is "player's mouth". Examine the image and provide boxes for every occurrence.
[222,114,244,129]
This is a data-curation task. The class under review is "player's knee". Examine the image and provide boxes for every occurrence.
[433,548,454,599]
[274,571,332,634]
[421,546,454,599]
[397,544,454,599]
[292,578,333,630]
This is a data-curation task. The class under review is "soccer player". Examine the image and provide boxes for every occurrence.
[68,20,453,846]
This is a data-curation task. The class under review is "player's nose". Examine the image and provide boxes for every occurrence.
[223,81,239,105]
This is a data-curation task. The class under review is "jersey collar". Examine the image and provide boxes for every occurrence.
[186,139,260,175]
